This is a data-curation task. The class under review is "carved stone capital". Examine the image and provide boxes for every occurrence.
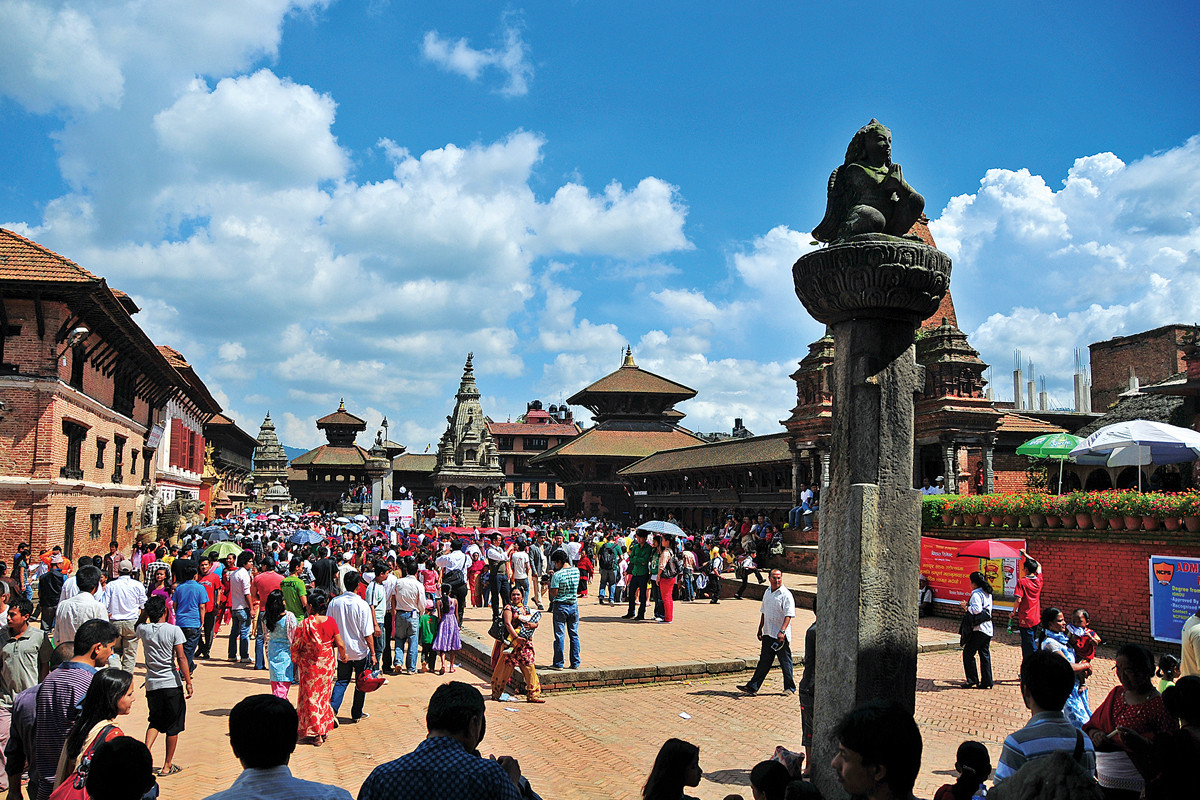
[793,235,951,325]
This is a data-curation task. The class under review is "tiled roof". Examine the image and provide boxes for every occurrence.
[995,413,1066,436]
[619,433,793,475]
[906,216,937,248]
[156,345,189,368]
[1075,393,1190,438]
[533,427,705,460]
[569,365,696,402]
[0,228,99,283]
[393,453,437,472]
[289,444,371,467]
[486,421,581,436]
[317,404,367,427]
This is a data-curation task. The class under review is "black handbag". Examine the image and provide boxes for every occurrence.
[488,615,507,641]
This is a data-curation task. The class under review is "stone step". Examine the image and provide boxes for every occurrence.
[781,526,818,545]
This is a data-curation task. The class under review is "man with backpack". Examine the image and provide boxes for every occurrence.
[596,534,623,606]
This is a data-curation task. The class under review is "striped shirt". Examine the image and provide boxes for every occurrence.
[994,710,1096,783]
[549,566,580,605]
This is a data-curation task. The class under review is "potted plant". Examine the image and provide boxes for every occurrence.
[1094,490,1124,530]
[1183,491,1200,533]
[947,495,966,526]
[1120,491,1146,531]
[1067,491,1094,529]
[1043,494,1063,528]
[1027,493,1048,529]
[1159,493,1184,531]
[1057,492,1077,529]
[1140,493,1172,531]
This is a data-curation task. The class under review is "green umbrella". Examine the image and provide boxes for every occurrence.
[203,541,244,559]
[1015,433,1082,458]
[1016,433,1082,493]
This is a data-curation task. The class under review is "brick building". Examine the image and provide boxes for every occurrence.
[1089,324,1199,412]
[150,346,221,527]
[202,412,258,517]
[0,228,183,558]
[486,400,580,514]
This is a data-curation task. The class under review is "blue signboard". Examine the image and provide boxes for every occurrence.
[1149,555,1200,643]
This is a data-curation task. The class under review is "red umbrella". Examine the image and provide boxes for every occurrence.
[955,539,1022,560]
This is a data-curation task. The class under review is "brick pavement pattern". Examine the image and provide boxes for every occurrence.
[102,601,1122,800]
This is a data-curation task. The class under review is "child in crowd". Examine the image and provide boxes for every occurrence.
[576,549,593,598]
[1156,654,1180,693]
[933,740,990,800]
[136,594,192,776]
[418,607,437,673]
[431,585,460,675]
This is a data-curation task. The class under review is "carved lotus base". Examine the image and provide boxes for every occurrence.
[793,235,952,325]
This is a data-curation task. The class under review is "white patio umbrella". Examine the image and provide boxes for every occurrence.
[1069,419,1200,490]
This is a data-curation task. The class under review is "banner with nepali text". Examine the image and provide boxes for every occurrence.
[1149,555,1200,643]
[920,536,1025,612]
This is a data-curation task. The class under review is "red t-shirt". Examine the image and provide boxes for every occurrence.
[252,570,284,605]
[1014,572,1043,628]
[199,572,222,612]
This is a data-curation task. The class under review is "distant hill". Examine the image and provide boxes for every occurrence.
[282,445,308,462]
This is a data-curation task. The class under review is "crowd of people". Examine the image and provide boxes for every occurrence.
[2,502,1199,799]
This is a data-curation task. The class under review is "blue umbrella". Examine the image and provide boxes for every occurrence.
[201,526,230,541]
[289,529,324,545]
[343,522,362,534]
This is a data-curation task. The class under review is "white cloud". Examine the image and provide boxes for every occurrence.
[154,71,349,187]
[0,1,124,112]
[421,20,532,97]
[218,342,247,361]
[930,135,1200,406]
[535,178,692,259]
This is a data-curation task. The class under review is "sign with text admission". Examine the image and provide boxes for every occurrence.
[1149,555,1200,643]
[920,536,1025,612]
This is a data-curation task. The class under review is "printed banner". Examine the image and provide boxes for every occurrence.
[1149,555,1200,643]
[380,499,414,529]
[920,536,1025,612]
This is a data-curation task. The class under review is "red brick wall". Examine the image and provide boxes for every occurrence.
[993,453,1031,494]
[1090,326,1194,412]
[927,526,1200,651]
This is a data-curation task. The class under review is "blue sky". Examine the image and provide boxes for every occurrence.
[2,1,1198,450]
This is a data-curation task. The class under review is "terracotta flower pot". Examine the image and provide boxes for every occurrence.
[952,515,964,526]
[1060,514,1077,529]
[1045,514,1062,528]
[1018,516,1031,528]
[1029,513,1047,529]
[1108,516,1124,530]
[1142,516,1161,531]
[963,514,976,526]
[1124,515,1142,531]
[1164,517,1181,531]
[1002,514,1018,528]
[941,513,953,526]
[1075,513,1093,529]
[1185,516,1200,533]
[990,514,1004,527]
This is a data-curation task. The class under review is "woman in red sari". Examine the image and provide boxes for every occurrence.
[290,589,345,746]
[468,552,487,607]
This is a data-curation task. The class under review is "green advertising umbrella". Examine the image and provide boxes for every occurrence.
[203,541,244,559]
[1016,433,1082,493]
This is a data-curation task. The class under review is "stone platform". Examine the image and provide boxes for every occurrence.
[457,573,959,693]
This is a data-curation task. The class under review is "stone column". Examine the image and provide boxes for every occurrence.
[791,449,804,505]
[794,235,950,799]
[942,442,957,494]
[983,436,995,494]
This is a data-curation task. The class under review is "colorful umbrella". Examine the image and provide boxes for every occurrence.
[204,541,244,559]
[1017,433,1083,493]
[955,539,1022,560]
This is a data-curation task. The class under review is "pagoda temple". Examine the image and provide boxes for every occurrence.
[430,354,504,520]
[530,347,705,518]
[288,400,391,512]
[783,217,1065,495]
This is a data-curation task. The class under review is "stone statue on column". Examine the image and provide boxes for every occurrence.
[794,121,950,799]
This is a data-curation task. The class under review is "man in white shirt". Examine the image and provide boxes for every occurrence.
[328,572,378,721]
[737,569,796,696]
[435,540,471,627]
[364,565,391,672]
[564,535,582,566]
[105,561,148,671]
[227,552,253,663]
[389,564,425,675]
[929,476,946,495]
[336,554,355,595]
[52,566,108,654]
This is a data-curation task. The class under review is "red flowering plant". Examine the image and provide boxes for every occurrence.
[1143,493,1181,520]
[1040,494,1065,517]
[978,493,1007,517]
[1116,490,1148,517]
[1179,491,1200,518]
[1089,490,1124,520]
